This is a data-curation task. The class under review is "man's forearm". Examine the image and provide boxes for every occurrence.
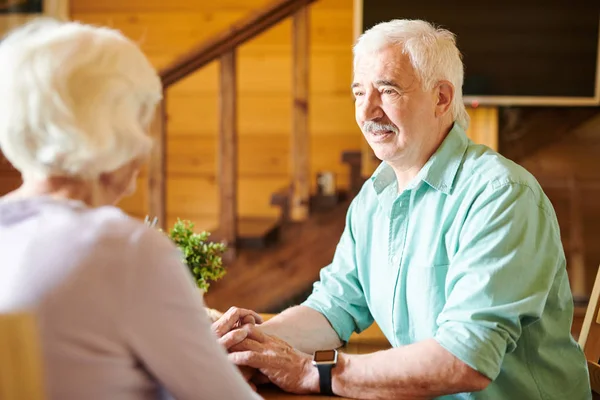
[260,305,342,354]
[331,339,491,399]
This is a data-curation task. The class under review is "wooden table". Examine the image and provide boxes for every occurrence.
[257,315,391,399]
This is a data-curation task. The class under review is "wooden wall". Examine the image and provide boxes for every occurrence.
[518,113,600,297]
[68,0,358,231]
[0,0,499,233]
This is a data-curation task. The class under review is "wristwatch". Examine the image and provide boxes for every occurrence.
[312,349,338,395]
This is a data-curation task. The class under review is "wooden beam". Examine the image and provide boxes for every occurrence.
[290,7,310,221]
[219,50,238,251]
[160,0,317,87]
[466,106,499,151]
[148,98,166,229]
[353,0,378,178]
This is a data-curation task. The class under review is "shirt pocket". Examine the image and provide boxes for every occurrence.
[404,263,449,342]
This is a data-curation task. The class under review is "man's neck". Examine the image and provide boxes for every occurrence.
[389,122,453,193]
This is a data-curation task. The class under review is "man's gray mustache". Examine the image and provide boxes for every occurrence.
[362,121,399,134]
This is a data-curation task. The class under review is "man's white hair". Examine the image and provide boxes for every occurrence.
[0,18,162,180]
[353,19,470,130]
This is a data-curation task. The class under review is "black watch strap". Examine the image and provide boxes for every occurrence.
[316,363,334,395]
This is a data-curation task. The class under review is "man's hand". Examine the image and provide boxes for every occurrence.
[228,326,319,394]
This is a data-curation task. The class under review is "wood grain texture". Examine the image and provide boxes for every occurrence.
[578,265,600,363]
[147,98,167,229]
[0,313,46,400]
[64,0,364,226]
[204,198,350,312]
[290,7,310,221]
[218,50,239,248]
[589,361,600,395]
[160,0,317,86]
[466,106,498,150]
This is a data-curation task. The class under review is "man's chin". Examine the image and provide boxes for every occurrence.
[371,147,400,163]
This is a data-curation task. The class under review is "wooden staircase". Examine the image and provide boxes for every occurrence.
[147,0,319,255]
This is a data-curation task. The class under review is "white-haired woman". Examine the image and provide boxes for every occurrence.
[0,19,261,400]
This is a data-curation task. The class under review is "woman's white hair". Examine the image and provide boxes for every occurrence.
[353,19,470,130]
[0,18,162,180]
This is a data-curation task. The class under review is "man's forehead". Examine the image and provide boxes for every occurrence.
[353,51,415,85]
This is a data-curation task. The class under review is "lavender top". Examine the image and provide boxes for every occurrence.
[0,196,258,400]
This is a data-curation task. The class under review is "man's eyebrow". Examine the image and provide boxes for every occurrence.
[351,82,361,89]
[374,79,401,88]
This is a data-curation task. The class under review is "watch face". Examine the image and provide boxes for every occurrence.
[313,349,337,363]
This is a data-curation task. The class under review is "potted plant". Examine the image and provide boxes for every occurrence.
[148,217,227,322]
[168,219,227,293]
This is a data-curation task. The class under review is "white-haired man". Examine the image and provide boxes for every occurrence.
[221,19,591,399]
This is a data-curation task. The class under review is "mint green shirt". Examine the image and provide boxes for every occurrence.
[303,123,590,399]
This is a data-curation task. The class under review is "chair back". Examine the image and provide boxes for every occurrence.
[579,265,600,397]
[0,312,46,400]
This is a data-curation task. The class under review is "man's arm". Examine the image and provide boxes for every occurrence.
[231,329,489,399]
[331,340,490,399]
[260,305,342,354]
[233,181,561,398]
[263,197,371,352]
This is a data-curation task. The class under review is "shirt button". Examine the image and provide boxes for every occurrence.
[392,255,400,264]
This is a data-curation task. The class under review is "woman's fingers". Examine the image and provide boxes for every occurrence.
[212,307,263,337]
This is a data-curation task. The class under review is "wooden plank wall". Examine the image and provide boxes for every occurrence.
[69,0,360,231]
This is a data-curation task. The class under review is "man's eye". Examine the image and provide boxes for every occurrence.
[353,92,364,97]
[382,88,395,95]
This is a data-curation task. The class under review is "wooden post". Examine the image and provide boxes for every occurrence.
[148,98,166,230]
[354,0,374,178]
[291,7,310,221]
[219,50,238,253]
[569,177,587,303]
[466,106,499,151]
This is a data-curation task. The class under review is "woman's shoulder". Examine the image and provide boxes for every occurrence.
[80,205,175,252]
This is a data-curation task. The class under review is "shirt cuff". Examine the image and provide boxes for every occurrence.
[434,321,511,380]
[302,292,357,343]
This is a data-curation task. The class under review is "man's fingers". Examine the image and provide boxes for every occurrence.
[241,315,256,326]
[241,324,267,343]
[229,337,264,353]
[229,350,266,369]
[218,329,247,350]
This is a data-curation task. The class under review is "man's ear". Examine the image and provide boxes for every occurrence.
[435,81,454,117]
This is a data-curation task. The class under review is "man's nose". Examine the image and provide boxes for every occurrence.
[357,92,384,121]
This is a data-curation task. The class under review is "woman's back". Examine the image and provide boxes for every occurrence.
[0,197,258,400]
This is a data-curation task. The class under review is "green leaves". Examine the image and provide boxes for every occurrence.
[168,219,227,292]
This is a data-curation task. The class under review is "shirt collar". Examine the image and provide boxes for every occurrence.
[370,122,469,196]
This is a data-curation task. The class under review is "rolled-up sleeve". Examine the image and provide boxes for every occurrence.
[302,199,373,342]
[435,181,562,380]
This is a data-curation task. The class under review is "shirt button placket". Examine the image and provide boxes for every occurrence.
[390,193,410,346]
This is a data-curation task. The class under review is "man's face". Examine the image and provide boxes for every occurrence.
[352,46,440,166]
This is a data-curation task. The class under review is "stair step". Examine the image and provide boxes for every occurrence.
[237,217,281,248]
[211,217,281,249]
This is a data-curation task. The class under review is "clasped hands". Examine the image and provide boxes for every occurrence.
[211,307,318,394]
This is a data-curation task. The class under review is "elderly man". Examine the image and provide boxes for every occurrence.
[216,19,590,399]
